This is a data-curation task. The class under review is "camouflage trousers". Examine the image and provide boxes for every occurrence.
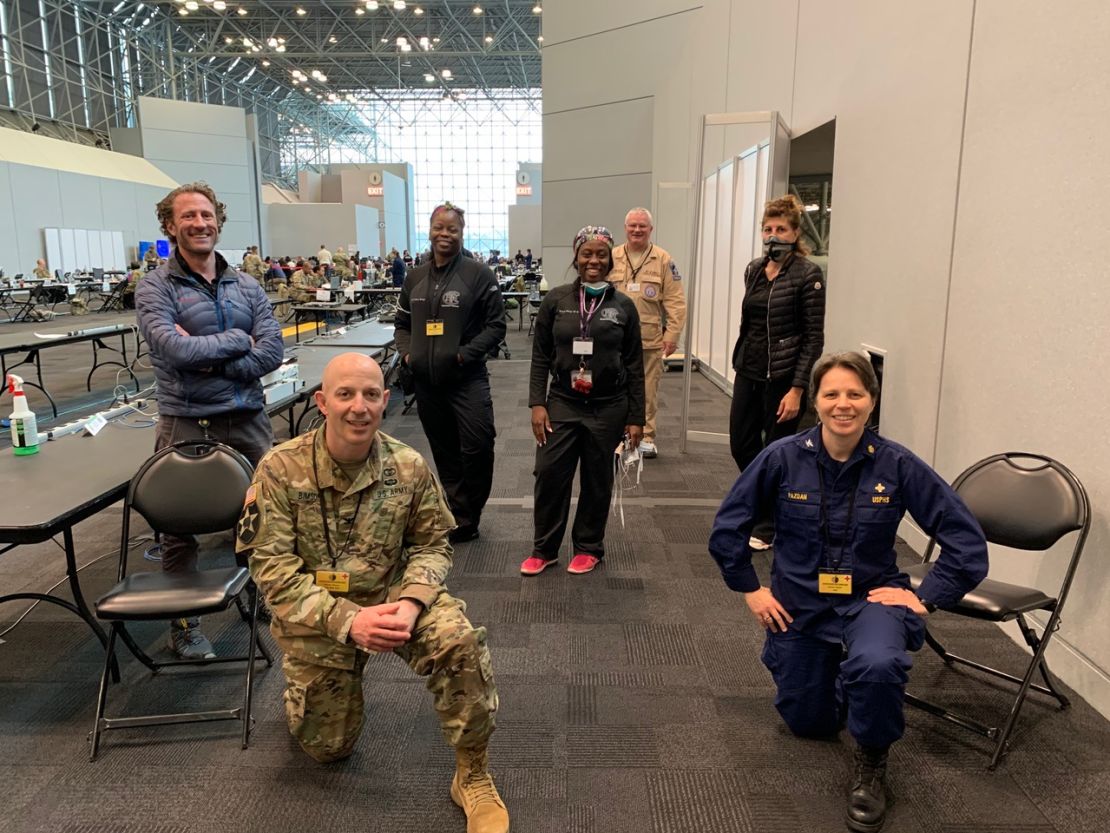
[282,592,498,763]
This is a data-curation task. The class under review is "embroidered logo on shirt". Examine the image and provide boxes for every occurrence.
[643,284,658,299]
[874,483,886,493]
[805,439,814,448]
[599,308,620,324]
[670,262,683,281]
[441,290,461,307]
[787,492,809,501]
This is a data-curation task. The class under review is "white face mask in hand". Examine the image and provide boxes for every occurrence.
[610,437,643,527]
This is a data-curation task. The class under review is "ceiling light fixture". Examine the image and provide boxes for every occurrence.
[472,4,482,14]
[355,7,364,13]
[237,6,246,14]
[532,3,541,12]
[262,59,270,66]
[393,0,406,9]
[440,68,452,78]
[184,0,198,9]
[178,7,188,13]
[424,73,434,82]
[414,6,424,14]
[484,34,493,43]
[329,36,337,43]
[366,0,378,9]
[296,7,306,15]
[212,0,226,9]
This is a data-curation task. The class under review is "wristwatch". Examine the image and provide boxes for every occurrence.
[918,596,937,614]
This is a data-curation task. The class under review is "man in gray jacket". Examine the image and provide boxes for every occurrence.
[136,182,284,659]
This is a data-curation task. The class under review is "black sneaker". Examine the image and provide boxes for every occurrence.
[449,525,480,544]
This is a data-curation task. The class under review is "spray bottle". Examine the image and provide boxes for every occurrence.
[8,374,39,456]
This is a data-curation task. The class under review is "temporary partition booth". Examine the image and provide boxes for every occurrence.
[680,111,792,451]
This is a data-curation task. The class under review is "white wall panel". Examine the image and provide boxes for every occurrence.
[544,99,654,181]
[0,164,18,273]
[936,0,1110,716]
[709,161,734,377]
[541,175,652,253]
[74,229,90,271]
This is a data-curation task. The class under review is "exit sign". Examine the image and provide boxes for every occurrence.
[366,185,384,197]
[515,185,532,196]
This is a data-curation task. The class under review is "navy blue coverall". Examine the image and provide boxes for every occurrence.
[709,426,988,749]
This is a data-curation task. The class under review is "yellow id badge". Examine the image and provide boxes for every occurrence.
[818,570,853,595]
[315,569,351,593]
[425,319,445,336]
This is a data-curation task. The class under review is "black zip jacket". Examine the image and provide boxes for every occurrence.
[731,254,825,388]
[529,282,646,425]
[394,253,506,386]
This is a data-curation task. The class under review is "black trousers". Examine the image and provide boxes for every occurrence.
[729,376,804,541]
[414,372,496,530]
[532,394,628,561]
[154,410,274,573]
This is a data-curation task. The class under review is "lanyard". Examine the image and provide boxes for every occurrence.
[815,463,862,570]
[578,286,602,339]
[312,439,367,569]
[623,244,653,281]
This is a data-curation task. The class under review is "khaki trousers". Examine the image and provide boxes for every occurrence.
[642,347,663,442]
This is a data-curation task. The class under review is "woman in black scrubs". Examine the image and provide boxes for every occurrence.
[730,194,826,549]
[522,226,645,576]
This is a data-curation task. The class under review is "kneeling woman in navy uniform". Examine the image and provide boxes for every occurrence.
[522,226,645,576]
[709,352,988,832]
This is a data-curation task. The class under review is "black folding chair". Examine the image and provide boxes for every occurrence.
[904,452,1090,768]
[96,279,128,312]
[89,440,273,760]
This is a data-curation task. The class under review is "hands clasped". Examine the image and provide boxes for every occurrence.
[349,600,422,652]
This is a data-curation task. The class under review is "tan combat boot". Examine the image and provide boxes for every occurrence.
[450,745,510,833]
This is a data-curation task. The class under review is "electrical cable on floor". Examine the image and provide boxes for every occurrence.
[0,534,153,641]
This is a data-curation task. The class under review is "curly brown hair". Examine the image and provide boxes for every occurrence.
[762,193,812,256]
[155,182,227,245]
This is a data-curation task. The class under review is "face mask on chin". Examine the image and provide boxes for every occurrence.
[583,281,609,296]
[763,235,796,262]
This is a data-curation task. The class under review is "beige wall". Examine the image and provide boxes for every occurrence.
[544,0,1110,715]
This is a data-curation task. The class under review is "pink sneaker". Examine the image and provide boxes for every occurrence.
[567,554,600,574]
[520,555,556,576]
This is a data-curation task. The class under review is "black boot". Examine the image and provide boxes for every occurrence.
[846,745,888,832]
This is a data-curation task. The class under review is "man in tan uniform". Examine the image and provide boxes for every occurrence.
[237,352,508,833]
[609,207,687,458]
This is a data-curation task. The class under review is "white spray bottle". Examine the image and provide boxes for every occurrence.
[8,374,39,456]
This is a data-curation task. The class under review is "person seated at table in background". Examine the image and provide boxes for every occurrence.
[522,226,644,577]
[136,181,284,661]
[289,262,322,303]
[239,352,509,833]
[32,258,50,281]
[708,352,988,833]
[122,261,144,309]
[143,245,159,271]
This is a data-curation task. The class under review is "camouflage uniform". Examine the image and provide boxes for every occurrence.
[242,252,265,281]
[237,427,498,763]
[332,248,352,280]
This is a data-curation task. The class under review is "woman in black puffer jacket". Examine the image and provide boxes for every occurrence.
[729,194,826,549]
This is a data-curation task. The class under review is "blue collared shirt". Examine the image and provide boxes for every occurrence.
[709,426,989,640]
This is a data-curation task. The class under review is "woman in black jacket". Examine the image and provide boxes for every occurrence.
[522,226,645,576]
[729,194,826,549]
[394,202,507,543]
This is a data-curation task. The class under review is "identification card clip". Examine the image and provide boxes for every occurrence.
[818,569,853,595]
[628,282,641,293]
[315,569,351,593]
[425,319,445,336]
[572,337,594,356]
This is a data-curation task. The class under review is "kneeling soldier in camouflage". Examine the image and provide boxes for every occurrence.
[238,352,508,833]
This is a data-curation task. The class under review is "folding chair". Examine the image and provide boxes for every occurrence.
[904,452,1090,768]
[89,440,273,760]
[96,279,128,312]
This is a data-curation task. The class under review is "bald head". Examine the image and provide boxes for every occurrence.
[315,352,390,461]
[321,351,384,392]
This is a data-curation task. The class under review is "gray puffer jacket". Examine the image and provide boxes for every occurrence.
[136,253,284,417]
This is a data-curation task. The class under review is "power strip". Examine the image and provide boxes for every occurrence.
[45,399,150,441]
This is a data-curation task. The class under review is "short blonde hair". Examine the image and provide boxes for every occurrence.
[625,207,653,226]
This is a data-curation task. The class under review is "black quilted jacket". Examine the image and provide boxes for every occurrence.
[731,254,826,389]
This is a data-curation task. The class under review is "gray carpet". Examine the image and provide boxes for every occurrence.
[1,326,1108,833]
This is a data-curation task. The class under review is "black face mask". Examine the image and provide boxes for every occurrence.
[763,236,795,262]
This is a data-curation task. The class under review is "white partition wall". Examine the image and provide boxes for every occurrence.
[681,111,790,448]
[44,227,127,274]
